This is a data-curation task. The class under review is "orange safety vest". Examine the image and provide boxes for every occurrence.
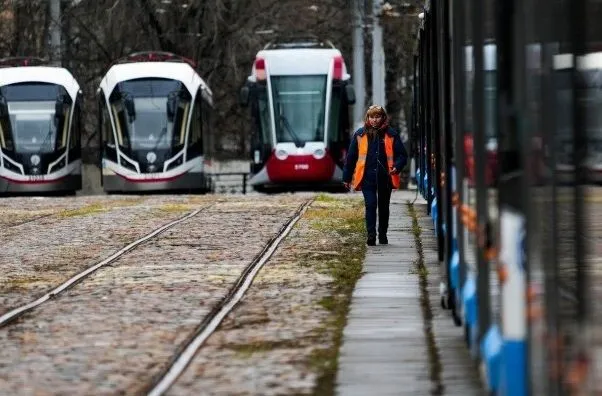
[351,132,401,190]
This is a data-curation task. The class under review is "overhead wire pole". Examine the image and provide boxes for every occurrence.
[49,0,62,66]
[353,0,366,128]
[371,0,386,107]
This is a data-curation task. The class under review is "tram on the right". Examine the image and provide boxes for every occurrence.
[412,0,601,394]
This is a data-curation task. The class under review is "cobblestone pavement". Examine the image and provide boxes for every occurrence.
[1,195,214,315]
[168,195,365,396]
[0,193,364,396]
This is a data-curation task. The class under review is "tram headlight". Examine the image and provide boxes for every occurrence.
[30,155,41,166]
[275,149,288,160]
[312,148,326,160]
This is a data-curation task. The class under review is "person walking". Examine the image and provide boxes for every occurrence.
[343,105,408,246]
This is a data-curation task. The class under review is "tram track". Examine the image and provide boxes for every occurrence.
[6,213,55,228]
[0,196,314,394]
[145,198,313,396]
[0,205,210,328]
[3,199,143,229]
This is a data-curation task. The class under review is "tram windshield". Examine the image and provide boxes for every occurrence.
[109,78,190,151]
[0,82,71,153]
[271,75,327,144]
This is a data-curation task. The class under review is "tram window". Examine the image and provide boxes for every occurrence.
[59,104,70,149]
[121,97,173,150]
[257,89,271,144]
[484,71,497,139]
[1,83,61,101]
[177,102,190,147]
[101,103,114,145]
[201,99,212,153]
[553,70,574,164]
[465,71,474,134]
[70,105,81,149]
[111,103,129,147]
[0,97,11,150]
[189,97,202,146]
[10,115,56,153]
[583,88,602,144]
[0,123,4,148]
[328,87,342,143]
[271,75,327,143]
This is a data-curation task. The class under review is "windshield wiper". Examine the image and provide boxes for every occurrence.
[279,114,303,147]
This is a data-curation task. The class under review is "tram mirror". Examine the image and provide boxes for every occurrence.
[239,85,250,107]
[345,84,356,105]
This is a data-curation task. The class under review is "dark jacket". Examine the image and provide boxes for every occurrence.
[343,126,408,188]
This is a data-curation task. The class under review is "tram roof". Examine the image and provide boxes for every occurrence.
[99,62,212,98]
[251,48,350,79]
[0,66,81,100]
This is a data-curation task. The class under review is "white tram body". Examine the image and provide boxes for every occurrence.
[0,58,83,194]
[98,52,213,193]
[240,37,356,191]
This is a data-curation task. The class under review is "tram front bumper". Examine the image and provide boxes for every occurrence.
[102,172,209,193]
[0,174,81,194]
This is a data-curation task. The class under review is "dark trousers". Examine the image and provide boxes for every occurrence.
[361,183,393,238]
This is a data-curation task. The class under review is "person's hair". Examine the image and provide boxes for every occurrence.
[365,105,387,121]
[364,105,388,139]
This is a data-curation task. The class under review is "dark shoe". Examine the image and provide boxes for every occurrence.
[367,236,376,246]
[379,236,388,245]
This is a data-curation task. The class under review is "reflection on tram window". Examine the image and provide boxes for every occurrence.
[8,102,57,153]
[110,78,189,151]
[127,98,172,150]
[271,75,326,143]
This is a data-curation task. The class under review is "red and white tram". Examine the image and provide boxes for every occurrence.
[240,37,356,192]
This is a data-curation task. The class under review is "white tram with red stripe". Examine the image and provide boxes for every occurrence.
[0,57,83,195]
[239,37,356,192]
[98,51,213,193]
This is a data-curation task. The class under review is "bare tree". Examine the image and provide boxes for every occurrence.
[0,0,420,162]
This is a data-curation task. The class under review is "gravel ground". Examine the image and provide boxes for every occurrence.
[0,193,366,396]
[0,195,215,315]
[167,195,366,396]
